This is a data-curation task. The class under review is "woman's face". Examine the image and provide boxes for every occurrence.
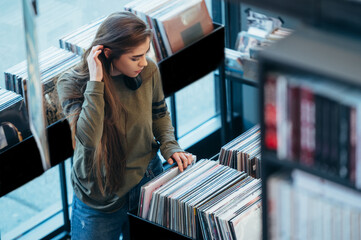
[111,37,151,78]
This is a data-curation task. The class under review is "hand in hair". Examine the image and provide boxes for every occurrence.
[167,152,194,172]
[87,45,104,82]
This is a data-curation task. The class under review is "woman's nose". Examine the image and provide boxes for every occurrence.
[139,56,148,67]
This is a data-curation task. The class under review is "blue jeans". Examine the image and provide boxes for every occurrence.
[71,154,163,240]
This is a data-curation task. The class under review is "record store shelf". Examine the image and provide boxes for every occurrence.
[0,120,73,196]
[258,25,361,240]
[0,24,225,199]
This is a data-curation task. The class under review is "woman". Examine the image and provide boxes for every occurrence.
[57,11,193,240]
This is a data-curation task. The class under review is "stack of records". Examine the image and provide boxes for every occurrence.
[0,88,31,152]
[58,14,157,62]
[235,10,293,59]
[59,16,106,56]
[268,170,361,239]
[125,0,214,62]
[141,159,262,239]
[219,125,261,178]
[4,46,81,125]
[234,10,292,81]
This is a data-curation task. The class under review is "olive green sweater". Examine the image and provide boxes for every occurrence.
[57,58,183,212]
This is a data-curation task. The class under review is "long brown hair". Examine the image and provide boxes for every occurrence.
[59,11,152,195]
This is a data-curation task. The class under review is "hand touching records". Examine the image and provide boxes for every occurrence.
[167,152,194,172]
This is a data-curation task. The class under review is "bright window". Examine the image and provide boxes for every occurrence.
[175,73,217,138]
[0,165,63,239]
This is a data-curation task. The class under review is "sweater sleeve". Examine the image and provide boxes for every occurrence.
[76,81,105,148]
[57,78,105,148]
[151,64,184,160]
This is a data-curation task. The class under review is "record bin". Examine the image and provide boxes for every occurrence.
[0,120,73,196]
[128,208,203,240]
[128,157,221,239]
[159,23,225,97]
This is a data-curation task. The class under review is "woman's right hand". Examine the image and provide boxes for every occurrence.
[87,45,104,82]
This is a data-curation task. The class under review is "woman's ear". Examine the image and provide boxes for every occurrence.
[103,48,112,59]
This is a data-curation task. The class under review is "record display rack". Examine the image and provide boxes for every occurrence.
[258,25,361,239]
[159,23,224,98]
[0,120,73,196]
[128,155,221,240]
[225,70,258,88]
[224,1,361,238]
[0,23,225,199]
[128,209,194,240]
[229,0,317,23]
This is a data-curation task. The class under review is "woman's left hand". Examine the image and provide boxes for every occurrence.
[167,152,194,172]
